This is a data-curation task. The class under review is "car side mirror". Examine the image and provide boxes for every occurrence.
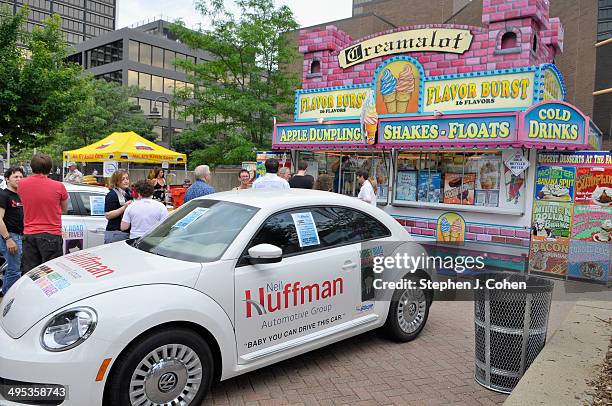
[247,244,282,264]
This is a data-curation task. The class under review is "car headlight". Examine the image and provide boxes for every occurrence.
[40,307,97,352]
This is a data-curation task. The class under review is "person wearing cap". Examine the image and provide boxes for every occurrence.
[64,162,83,183]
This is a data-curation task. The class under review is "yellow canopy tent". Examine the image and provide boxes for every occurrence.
[63,131,186,164]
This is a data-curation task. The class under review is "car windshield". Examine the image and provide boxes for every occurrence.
[134,199,258,262]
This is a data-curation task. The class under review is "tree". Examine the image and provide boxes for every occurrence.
[177,131,256,170]
[0,6,85,148]
[46,78,156,158]
[170,0,299,166]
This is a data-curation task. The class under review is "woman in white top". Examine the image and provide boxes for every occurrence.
[121,180,168,239]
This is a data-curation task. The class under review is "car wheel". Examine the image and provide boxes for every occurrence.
[384,276,429,342]
[105,328,213,406]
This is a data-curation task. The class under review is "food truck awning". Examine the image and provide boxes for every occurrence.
[274,102,601,152]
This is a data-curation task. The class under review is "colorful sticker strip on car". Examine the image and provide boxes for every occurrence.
[28,265,71,297]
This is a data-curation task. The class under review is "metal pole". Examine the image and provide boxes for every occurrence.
[6,142,10,167]
[169,106,173,150]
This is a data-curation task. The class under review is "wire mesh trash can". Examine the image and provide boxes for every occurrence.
[474,273,554,393]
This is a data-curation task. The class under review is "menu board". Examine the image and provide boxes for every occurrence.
[395,170,417,201]
[528,238,570,276]
[534,166,575,202]
[570,205,612,242]
[443,173,475,205]
[417,171,441,203]
[532,201,573,239]
[574,167,612,206]
[567,240,610,282]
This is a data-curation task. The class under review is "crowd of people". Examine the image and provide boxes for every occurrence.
[0,154,376,297]
[241,157,378,207]
[0,155,219,297]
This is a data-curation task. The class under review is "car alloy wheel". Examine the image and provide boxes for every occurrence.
[129,344,203,406]
[384,276,430,342]
[396,288,427,334]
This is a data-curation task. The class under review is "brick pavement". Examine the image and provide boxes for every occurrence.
[202,301,508,406]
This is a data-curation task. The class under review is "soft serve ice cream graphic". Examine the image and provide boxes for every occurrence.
[360,90,378,145]
[595,219,612,242]
[395,65,415,113]
[380,68,398,113]
[440,218,451,242]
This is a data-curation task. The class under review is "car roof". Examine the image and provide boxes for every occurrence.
[63,182,108,193]
[204,189,363,210]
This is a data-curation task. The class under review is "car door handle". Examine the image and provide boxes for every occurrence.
[342,261,357,270]
[94,228,106,234]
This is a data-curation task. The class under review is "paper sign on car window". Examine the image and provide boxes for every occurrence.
[291,212,320,247]
[172,207,209,229]
[89,196,106,216]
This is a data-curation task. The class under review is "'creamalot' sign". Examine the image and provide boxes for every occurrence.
[338,28,473,68]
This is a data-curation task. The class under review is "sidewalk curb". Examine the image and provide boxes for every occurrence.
[504,300,611,405]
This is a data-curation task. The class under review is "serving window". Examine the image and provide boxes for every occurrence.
[296,150,391,204]
[393,150,503,208]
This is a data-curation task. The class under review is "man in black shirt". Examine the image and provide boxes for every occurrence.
[289,160,315,189]
[0,167,24,296]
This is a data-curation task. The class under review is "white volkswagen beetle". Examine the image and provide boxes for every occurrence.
[0,190,433,406]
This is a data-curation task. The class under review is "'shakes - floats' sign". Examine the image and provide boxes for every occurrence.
[339,28,473,68]
[274,122,367,147]
[424,71,535,113]
[523,101,587,144]
[296,87,369,121]
[377,114,518,147]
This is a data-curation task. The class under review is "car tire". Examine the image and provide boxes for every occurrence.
[105,328,213,406]
[384,276,430,342]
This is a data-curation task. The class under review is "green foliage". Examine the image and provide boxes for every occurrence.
[0,7,85,148]
[170,0,299,165]
[46,78,155,159]
[184,132,256,169]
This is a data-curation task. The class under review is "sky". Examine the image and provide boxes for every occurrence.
[117,0,353,30]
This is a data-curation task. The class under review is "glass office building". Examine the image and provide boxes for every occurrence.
[67,20,210,147]
[0,0,115,44]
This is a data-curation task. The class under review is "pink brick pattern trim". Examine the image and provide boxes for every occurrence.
[395,217,531,247]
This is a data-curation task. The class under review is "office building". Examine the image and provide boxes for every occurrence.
[67,19,210,146]
[0,0,115,44]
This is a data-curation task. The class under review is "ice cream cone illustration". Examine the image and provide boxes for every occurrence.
[396,65,415,113]
[380,68,398,113]
[364,105,378,145]
[450,219,463,242]
[360,90,378,145]
[440,217,451,242]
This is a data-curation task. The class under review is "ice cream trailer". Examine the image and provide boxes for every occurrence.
[273,1,608,284]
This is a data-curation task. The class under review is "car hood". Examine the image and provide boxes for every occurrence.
[0,242,202,338]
